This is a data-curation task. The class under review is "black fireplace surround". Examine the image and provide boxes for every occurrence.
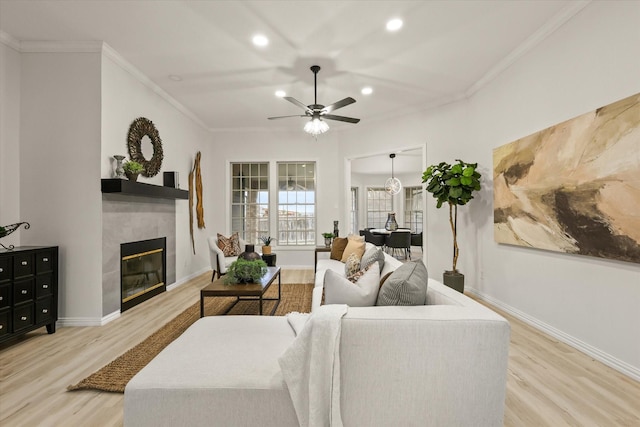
[121,237,167,312]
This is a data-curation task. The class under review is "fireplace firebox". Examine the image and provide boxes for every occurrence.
[121,237,166,311]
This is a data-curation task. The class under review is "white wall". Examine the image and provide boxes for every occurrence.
[467,1,640,378]
[100,48,213,283]
[207,129,343,267]
[20,51,104,321]
[0,40,22,247]
[340,1,640,379]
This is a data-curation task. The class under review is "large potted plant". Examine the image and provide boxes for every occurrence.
[422,159,482,292]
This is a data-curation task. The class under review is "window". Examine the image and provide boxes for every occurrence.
[277,162,316,245]
[350,187,358,235]
[404,186,423,233]
[366,187,392,228]
[231,162,269,244]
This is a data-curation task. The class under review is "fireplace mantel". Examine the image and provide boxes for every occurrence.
[101,179,188,200]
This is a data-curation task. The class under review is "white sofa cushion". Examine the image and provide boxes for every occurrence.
[324,263,380,306]
[376,259,428,306]
[124,316,298,427]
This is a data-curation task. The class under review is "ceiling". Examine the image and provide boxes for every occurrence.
[0,0,580,134]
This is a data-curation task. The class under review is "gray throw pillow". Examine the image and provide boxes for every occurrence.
[376,260,428,306]
[360,246,385,272]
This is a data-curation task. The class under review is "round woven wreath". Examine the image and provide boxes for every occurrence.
[127,117,163,177]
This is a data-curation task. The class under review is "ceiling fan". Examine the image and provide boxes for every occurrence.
[268,65,360,136]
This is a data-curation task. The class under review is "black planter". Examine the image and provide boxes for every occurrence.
[443,271,464,293]
[239,244,261,261]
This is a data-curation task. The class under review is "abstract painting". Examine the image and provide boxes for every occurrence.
[493,92,640,264]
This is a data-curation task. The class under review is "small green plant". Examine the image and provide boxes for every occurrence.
[123,160,144,174]
[224,258,267,284]
[259,236,274,246]
[322,232,334,238]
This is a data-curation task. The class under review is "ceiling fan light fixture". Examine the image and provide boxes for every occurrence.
[304,118,329,136]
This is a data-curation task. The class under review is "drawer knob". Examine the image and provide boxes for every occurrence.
[21,261,28,266]
[43,257,49,262]
[0,296,3,301]
[43,284,49,289]
[21,290,28,294]
[0,268,3,272]
[0,325,3,329]
[42,309,48,314]
[21,316,27,321]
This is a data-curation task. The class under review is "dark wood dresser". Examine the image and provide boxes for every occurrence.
[0,246,58,343]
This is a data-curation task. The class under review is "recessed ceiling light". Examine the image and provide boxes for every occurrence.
[361,87,373,95]
[252,34,269,47]
[275,90,286,97]
[168,75,183,81]
[386,18,403,32]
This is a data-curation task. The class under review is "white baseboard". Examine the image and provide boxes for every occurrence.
[167,267,210,291]
[58,309,120,327]
[466,287,640,382]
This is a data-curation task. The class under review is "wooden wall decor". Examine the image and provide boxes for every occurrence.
[493,92,640,264]
[127,117,164,177]
[195,152,205,229]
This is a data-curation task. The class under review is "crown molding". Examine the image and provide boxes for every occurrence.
[0,30,20,51]
[19,39,104,53]
[466,0,592,97]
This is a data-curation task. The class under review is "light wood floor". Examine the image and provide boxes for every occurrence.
[1,269,638,426]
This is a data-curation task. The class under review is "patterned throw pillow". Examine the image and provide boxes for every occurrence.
[344,252,361,277]
[340,234,366,262]
[347,264,371,283]
[217,232,241,257]
[360,246,385,272]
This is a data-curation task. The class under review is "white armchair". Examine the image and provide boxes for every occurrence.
[207,235,248,280]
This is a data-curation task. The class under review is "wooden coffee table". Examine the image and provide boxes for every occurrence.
[200,266,281,317]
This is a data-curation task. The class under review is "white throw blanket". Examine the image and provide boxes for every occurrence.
[279,304,348,427]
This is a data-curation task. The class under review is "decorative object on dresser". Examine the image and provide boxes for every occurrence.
[0,246,58,343]
[123,160,144,182]
[0,222,31,251]
[113,155,126,179]
[333,220,339,238]
[127,117,163,177]
[422,159,482,292]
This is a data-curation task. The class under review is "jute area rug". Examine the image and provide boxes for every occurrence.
[68,282,313,393]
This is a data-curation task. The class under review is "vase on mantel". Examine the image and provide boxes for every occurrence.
[385,213,398,231]
[114,155,125,179]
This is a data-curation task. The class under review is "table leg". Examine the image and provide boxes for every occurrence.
[259,294,263,315]
[200,294,204,317]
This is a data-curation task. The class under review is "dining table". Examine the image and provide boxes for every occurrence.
[369,228,412,235]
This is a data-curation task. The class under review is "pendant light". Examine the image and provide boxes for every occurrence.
[385,153,402,195]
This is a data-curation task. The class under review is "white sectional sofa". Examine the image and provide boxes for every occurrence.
[125,245,510,426]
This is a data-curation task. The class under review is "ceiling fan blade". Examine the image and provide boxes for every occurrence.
[284,97,312,113]
[268,115,307,120]
[322,114,360,124]
[322,97,356,113]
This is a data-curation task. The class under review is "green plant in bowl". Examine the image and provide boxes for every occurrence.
[123,160,144,174]
[224,258,267,284]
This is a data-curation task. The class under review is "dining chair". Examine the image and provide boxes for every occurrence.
[385,231,411,260]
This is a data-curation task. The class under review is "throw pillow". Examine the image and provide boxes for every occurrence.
[376,260,428,306]
[360,246,385,272]
[344,252,361,277]
[330,237,348,260]
[217,232,241,257]
[324,263,380,306]
[347,264,371,283]
[340,234,366,263]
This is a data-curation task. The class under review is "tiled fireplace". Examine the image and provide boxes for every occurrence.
[121,237,166,311]
[102,193,176,316]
